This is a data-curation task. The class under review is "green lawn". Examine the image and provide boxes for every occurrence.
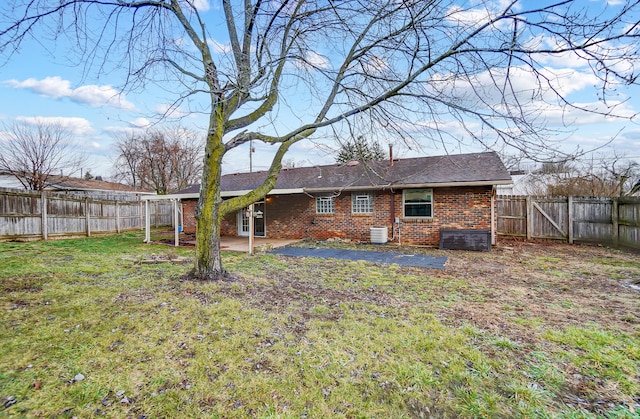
[1,232,639,418]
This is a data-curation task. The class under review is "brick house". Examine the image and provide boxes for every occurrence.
[176,152,511,247]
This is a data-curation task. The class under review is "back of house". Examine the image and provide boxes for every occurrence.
[178,151,512,247]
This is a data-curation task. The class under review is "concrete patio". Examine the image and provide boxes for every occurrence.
[220,236,301,252]
[147,230,300,252]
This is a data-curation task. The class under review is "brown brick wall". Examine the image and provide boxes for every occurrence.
[182,199,197,233]
[181,186,494,246]
[394,186,493,245]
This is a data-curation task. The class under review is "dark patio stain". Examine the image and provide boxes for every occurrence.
[269,247,447,269]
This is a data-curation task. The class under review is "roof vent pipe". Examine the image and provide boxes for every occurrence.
[389,144,393,167]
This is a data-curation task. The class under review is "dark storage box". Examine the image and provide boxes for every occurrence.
[439,229,491,251]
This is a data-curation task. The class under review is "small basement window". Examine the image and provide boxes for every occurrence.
[316,196,335,214]
[352,192,373,214]
[403,189,433,218]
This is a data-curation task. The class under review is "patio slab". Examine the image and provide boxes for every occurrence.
[220,236,302,252]
[269,246,448,269]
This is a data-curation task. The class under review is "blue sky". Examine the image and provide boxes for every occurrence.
[0,0,639,180]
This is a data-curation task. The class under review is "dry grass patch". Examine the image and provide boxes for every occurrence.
[1,233,638,418]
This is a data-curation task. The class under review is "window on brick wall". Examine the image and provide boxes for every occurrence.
[351,192,373,214]
[403,189,433,217]
[316,196,334,214]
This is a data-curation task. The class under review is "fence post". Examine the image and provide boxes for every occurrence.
[174,199,179,247]
[526,196,532,240]
[568,196,574,244]
[116,201,121,233]
[612,198,619,244]
[85,197,91,237]
[41,191,48,240]
[144,200,151,243]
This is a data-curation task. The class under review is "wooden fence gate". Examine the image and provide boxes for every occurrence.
[497,195,640,248]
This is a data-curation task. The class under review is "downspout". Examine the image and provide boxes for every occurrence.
[389,190,395,243]
[388,145,399,245]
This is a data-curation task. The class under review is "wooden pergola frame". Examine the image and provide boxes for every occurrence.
[140,193,198,247]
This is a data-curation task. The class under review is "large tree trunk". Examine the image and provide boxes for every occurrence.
[192,125,229,280]
[193,195,227,279]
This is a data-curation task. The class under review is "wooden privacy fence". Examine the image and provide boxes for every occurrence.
[497,195,640,248]
[0,188,173,240]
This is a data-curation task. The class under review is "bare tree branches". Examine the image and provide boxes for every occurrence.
[112,127,203,194]
[507,153,640,197]
[0,120,86,190]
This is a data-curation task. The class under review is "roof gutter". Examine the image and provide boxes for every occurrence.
[141,193,199,201]
[221,188,305,197]
[304,179,513,193]
[140,188,306,201]
[141,181,513,200]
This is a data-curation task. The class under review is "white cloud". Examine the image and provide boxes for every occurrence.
[427,65,603,114]
[102,125,143,136]
[447,5,491,26]
[208,39,231,54]
[534,34,637,80]
[537,99,637,127]
[14,116,95,136]
[445,1,518,30]
[181,0,210,12]
[363,56,389,75]
[295,51,331,71]
[156,103,187,118]
[72,84,135,110]
[6,76,72,98]
[307,52,331,69]
[4,76,135,110]
[535,49,589,70]
[129,118,152,128]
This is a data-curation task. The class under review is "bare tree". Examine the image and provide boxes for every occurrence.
[113,127,203,194]
[112,133,143,189]
[167,128,204,192]
[0,120,85,190]
[2,1,639,278]
[520,153,640,197]
[600,153,639,197]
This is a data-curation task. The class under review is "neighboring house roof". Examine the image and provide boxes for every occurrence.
[0,174,27,189]
[44,175,150,193]
[175,151,511,197]
[496,173,537,195]
[0,171,149,193]
[496,172,576,196]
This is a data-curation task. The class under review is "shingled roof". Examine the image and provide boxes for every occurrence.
[177,151,511,196]
[45,175,150,193]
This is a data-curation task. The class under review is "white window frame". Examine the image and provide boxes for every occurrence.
[402,189,433,218]
[315,196,335,214]
[351,192,373,214]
